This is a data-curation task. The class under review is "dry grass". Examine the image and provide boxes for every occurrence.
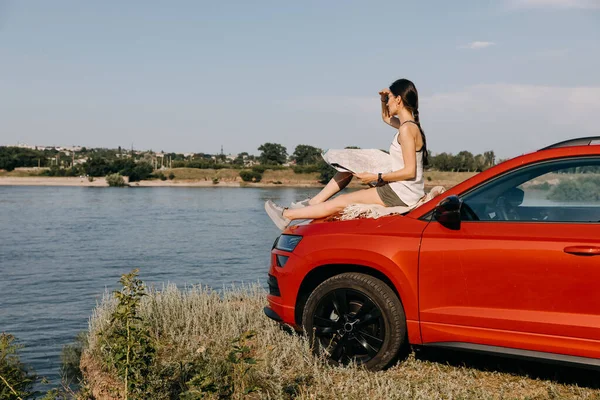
[424,171,478,187]
[164,168,473,188]
[83,284,600,400]
[262,170,320,184]
[0,167,474,189]
[163,167,321,184]
[0,167,47,177]
[163,168,242,181]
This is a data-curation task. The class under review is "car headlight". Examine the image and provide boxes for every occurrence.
[274,234,303,252]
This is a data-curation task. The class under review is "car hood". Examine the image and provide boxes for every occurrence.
[285,213,414,237]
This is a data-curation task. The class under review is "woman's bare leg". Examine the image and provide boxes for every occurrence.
[308,172,353,205]
[284,187,384,220]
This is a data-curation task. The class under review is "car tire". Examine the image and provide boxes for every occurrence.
[302,272,406,371]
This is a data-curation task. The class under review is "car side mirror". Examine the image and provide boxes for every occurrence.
[433,195,462,230]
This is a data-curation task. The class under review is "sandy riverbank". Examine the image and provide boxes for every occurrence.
[0,169,477,189]
[0,176,325,188]
[0,176,111,187]
[0,173,473,189]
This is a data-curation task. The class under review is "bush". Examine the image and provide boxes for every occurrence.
[318,160,336,184]
[60,332,87,387]
[92,270,156,399]
[529,181,551,191]
[40,166,65,177]
[106,173,127,187]
[84,157,112,177]
[251,165,267,174]
[548,176,600,202]
[212,177,220,184]
[173,160,231,170]
[0,333,36,399]
[127,162,154,182]
[153,172,167,181]
[168,172,175,180]
[239,170,262,182]
[292,164,319,174]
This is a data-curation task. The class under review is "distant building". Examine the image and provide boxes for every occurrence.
[11,143,82,152]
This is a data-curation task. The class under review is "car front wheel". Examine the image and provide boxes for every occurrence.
[301,272,406,371]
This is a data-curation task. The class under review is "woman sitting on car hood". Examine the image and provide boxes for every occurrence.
[265,78,428,230]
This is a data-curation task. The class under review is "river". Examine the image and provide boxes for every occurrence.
[0,186,321,386]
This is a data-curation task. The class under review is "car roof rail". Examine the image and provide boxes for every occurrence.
[540,136,600,151]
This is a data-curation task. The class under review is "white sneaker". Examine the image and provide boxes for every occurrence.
[290,198,311,209]
[264,200,291,231]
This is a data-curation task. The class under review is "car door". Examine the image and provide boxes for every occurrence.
[418,156,600,358]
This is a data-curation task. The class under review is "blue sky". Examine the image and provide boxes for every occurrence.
[1,0,599,158]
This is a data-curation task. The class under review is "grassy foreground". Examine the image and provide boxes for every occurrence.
[81,275,600,400]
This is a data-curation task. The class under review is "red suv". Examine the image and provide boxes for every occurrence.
[264,137,600,371]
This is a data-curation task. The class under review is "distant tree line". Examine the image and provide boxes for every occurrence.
[0,146,56,170]
[428,150,496,172]
[547,175,600,202]
[12,144,600,185]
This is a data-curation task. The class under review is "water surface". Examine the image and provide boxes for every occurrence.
[0,186,320,384]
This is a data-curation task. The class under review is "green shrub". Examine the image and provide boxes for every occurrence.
[168,173,175,180]
[318,160,336,184]
[106,173,127,187]
[212,177,220,184]
[153,172,167,181]
[249,164,288,174]
[40,165,82,177]
[60,332,87,387]
[127,162,154,182]
[181,330,260,398]
[548,176,600,202]
[292,164,319,174]
[529,181,551,191]
[239,170,262,182]
[98,269,156,399]
[0,333,36,399]
[174,160,231,170]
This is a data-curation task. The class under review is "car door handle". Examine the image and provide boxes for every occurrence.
[564,246,600,256]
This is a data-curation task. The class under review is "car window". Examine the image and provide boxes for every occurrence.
[461,157,600,223]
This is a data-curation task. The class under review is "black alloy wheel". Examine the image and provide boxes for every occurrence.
[302,272,407,371]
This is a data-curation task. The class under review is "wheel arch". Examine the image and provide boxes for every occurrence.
[294,264,401,327]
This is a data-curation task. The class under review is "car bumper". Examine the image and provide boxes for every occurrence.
[264,250,304,328]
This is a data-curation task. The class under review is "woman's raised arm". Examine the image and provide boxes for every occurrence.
[380,89,400,129]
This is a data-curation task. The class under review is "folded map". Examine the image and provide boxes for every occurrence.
[322,149,393,174]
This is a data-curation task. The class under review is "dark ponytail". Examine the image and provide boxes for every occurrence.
[389,79,429,166]
[412,108,428,166]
